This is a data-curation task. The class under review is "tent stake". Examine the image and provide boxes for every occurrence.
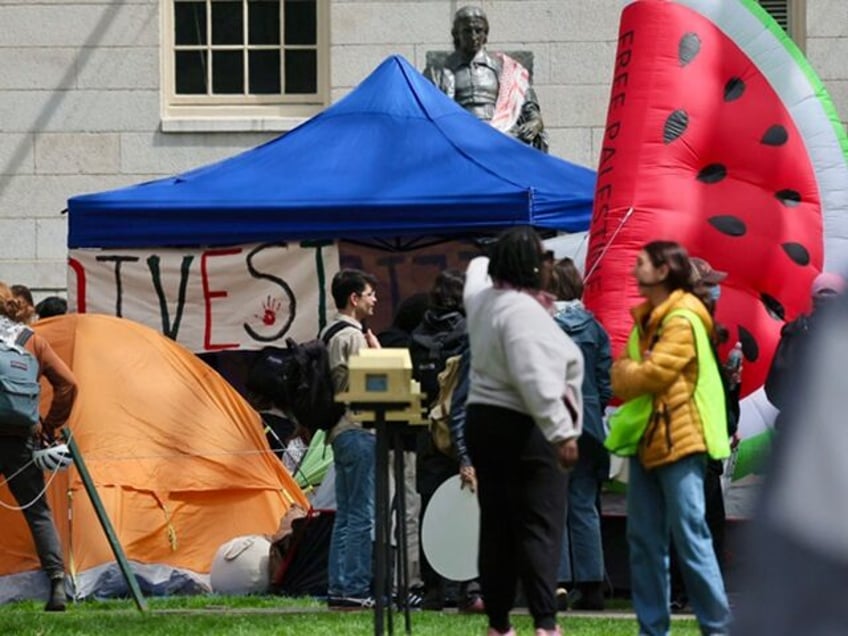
[62,430,148,612]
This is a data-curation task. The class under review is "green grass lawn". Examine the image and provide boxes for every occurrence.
[0,595,701,635]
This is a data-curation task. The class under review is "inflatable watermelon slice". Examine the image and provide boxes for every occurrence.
[584,0,848,400]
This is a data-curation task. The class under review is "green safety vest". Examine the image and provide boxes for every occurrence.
[605,308,731,460]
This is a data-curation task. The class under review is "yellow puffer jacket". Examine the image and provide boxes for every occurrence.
[611,290,712,469]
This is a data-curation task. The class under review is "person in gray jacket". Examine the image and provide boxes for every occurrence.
[547,258,612,611]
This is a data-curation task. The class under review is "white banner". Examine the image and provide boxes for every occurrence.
[68,242,340,353]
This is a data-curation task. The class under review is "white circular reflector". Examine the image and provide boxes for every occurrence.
[421,475,479,581]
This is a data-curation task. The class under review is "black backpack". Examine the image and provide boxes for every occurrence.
[246,322,356,435]
[410,315,467,410]
[765,315,810,412]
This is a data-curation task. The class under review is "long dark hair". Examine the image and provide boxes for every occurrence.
[429,269,465,313]
[488,226,545,290]
[642,240,694,294]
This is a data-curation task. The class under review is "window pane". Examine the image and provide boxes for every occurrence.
[249,50,281,93]
[249,0,280,45]
[211,1,243,45]
[175,1,207,45]
[284,0,316,45]
[176,50,208,94]
[284,49,316,94]
[212,50,244,94]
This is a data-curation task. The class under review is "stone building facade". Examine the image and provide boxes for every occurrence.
[0,0,841,297]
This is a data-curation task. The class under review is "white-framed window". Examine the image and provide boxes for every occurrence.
[758,0,806,50]
[161,0,328,132]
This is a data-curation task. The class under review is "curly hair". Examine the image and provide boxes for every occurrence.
[488,226,545,290]
[0,283,35,324]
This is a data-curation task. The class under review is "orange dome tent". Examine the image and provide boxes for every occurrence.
[0,314,307,601]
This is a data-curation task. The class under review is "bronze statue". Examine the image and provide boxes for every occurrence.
[425,6,548,152]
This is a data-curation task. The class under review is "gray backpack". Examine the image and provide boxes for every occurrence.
[0,329,40,430]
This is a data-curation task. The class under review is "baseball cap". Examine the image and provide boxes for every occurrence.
[690,257,728,285]
[811,272,846,297]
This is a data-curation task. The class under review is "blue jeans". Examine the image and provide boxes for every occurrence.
[558,436,606,583]
[627,454,730,636]
[328,429,375,597]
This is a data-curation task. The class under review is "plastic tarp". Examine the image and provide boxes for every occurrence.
[293,430,333,492]
[66,55,595,249]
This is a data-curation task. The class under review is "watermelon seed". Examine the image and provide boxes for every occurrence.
[663,110,689,144]
[707,215,746,237]
[737,326,759,362]
[697,164,727,184]
[760,293,786,321]
[781,242,810,266]
[679,32,701,66]
[761,125,788,146]
[776,189,802,207]
[724,77,746,101]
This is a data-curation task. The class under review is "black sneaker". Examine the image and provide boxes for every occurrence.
[327,595,376,610]
[44,579,67,612]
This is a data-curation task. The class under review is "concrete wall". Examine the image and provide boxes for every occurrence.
[0,0,844,296]
[330,0,622,169]
[806,0,848,120]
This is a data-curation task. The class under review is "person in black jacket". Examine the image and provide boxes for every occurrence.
[376,292,430,601]
[765,271,846,429]
[409,269,479,611]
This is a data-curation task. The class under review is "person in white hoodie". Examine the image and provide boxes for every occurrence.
[463,227,584,636]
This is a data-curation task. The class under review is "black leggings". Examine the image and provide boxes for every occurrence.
[466,404,568,631]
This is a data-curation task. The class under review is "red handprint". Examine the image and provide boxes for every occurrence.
[254,295,284,326]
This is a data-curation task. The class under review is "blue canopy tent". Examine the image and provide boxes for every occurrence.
[67,55,595,249]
